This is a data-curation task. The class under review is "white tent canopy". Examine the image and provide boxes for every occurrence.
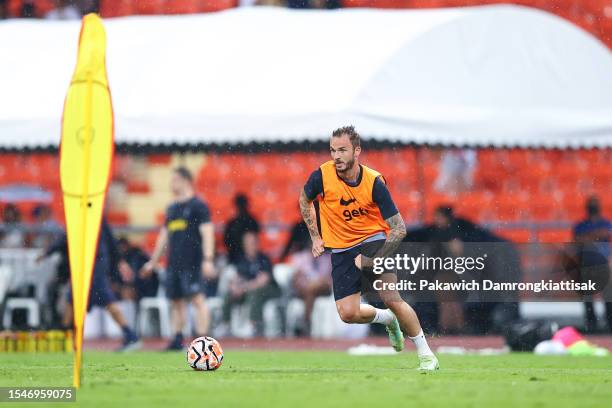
[1,5,612,149]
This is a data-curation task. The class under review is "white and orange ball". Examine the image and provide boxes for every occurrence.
[186,336,224,371]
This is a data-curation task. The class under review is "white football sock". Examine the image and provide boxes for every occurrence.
[371,308,394,326]
[409,330,434,357]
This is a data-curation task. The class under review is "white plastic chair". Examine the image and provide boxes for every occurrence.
[285,298,305,337]
[138,296,171,338]
[311,295,345,338]
[2,297,40,328]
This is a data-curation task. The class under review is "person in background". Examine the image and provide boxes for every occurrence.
[29,204,61,249]
[286,0,307,7]
[20,0,35,17]
[290,249,332,335]
[140,167,216,350]
[286,0,339,8]
[311,0,340,8]
[0,204,25,248]
[45,0,81,20]
[116,237,158,301]
[253,0,286,5]
[573,195,612,333]
[0,0,7,19]
[220,231,280,337]
[431,206,456,242]
[63,219,141,351]
[78,0,98,14]
[279,212,310,262]
[224,193,260,264]
[434,148,477,196]
[36,232,70,328]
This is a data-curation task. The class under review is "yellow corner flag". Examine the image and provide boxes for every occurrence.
[60,13,114,389]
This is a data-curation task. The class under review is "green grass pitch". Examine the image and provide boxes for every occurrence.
[1,351,610,407]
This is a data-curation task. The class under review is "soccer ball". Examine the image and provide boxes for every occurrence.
[186,336,224,371]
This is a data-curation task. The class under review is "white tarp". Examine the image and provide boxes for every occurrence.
[1,5,612,149]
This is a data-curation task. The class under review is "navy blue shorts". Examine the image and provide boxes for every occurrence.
[165,268,206,300]
[331,239,386,301]
[67,267,116,312]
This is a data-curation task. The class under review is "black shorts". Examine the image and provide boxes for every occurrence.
[165,268,205,300]
[330,239,386,301]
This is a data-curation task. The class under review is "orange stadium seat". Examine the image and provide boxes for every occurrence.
[50,200,65,223]
[553,149,587,166]
[341,0,374,7]
[562,200,585,222]
[445,0,484,7]
[135,0,165,15]
[553,163,586,189]
[529,195,556,221]
[578,149,602,164]
[421,162,440,185]
[37,0,55,16]
[31,154,59,184]
[493,192,530,221]
[501,176,524,194]
[517,164,552,194]
[155,212,166,225]
[9,0,55,18]
[1,147,607,239]
[126,180,151,194]
[7,0,20,17]
[394,192,421,223]
[572,14,600,35]
[590,163,612,185]
[210,206,233,224]
[389,177,418,198]
[408,0,450,8]
[200,0,237,12]
[537,229,572,243]
[100,0,136,17]
[280,180,306,203]
[147,154,172,165]
[454,191,493,222]
[163,0,201,14]
[506,149,530,170]
[377,150,416,182]
[370,0,411,8]
[111,155,132,181]
[107,211,129,225]
[603,201,612,219]
[260,229,289,259]
[16,201,40,222]
[495,229,532,243]
[144,231,159,252]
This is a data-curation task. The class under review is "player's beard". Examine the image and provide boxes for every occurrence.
[335,156,356,174]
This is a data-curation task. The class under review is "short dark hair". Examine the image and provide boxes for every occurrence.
[32,204,50,219]
[174,166,193,183]
[332,125,361,149]
[435,205,454,220]
[234,193,249,209]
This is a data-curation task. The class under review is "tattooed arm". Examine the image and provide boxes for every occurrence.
[356,213,406,269]
[374,213,407,259]
[299,188,325,257]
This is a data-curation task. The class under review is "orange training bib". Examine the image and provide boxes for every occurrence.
[318,161,389,249]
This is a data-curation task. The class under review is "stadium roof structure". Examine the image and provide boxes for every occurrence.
[2,5,612,151]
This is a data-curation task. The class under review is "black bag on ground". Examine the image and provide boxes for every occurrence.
[504,320,558,351]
